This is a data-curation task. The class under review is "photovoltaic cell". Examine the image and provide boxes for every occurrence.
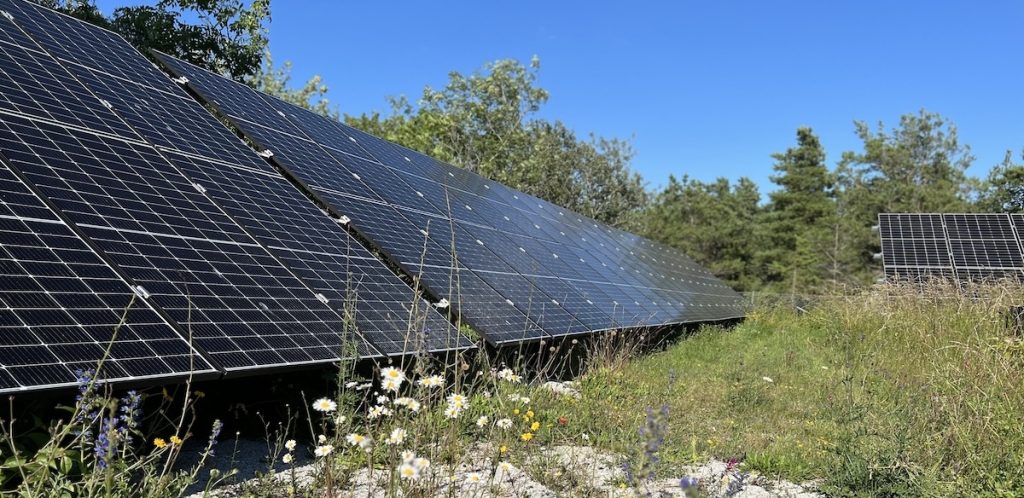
[0,155,215,392]
[4,0,472,356]
[878,213,1024,283]
[4,0,469,355]
[0,5,387,375]
[156,52,747,343]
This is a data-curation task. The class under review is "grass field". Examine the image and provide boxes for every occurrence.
[558,285,1024,496]
[3,285,1022,497]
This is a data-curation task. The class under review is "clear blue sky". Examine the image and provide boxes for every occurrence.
[99,0,1024,193]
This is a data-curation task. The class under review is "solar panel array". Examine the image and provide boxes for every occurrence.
[0,0,469,392]
[0,0,743,393]
[878,213,1024,282]
[155,53,746,345]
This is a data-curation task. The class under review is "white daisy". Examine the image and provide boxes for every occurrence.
[397,462,419,480]
[444,405,462,419]
[413,457,430,470]
[376,395,390,405]
[317,434,327,444]
[386,428,407,445]
[495,418,513,429]
[282,453,293,464]
[368,405,392,419]
[400,450,416,463]
[382,378,402,392]
[475,415,489,428]
[447,393,468,409]
[314,445,334,457]
[496,368,522,383]
[345,433,367,447]
[312,397,337,413]
[465,472,483,485]
[380,366,406,385]
[393,397,422,412]
[417,375,445,388]
[284,439,296,451]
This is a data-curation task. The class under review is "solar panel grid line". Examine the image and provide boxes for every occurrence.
[157,152,463,355]
[153,51,746,341]
[0,1,191,100]
[153,54,562,343]
[943,213,1024,272]
[14,4,470,356]
[0,7,387,370]
[878,213,1024,284]
[266,84,737,313]
[171,98,548,344]
[0,151,219,392]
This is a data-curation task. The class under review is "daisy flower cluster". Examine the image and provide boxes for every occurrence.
[444,392,468,419]
[495,367,522,384]
[282,439,296,464]
[396,450,431,481]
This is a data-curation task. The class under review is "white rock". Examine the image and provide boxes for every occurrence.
[734,485,772,498]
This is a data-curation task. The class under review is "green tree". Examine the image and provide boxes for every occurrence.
[36,0,270,80]
[834,110,975,284]
[760,127,835,293]
[247,52,339,119]
[642,176,763,290]
[837,110,974,214]
[345,57,648,229]
[978,150,1024,212]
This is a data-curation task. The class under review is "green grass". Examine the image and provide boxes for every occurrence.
[548,285,1024,496]
[4,285,1023,497]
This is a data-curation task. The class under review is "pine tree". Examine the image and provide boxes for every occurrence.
[761,128,835,293]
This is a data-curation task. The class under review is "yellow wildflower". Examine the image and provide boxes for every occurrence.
[531,421,540,431]
[153,438,167,449]
[170,435,183,445]
[513,409,520,415]
[526,410,534,419]
[520,432,533,442]
[499,445,508,454]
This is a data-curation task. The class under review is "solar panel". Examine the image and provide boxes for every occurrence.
[0,3,392,375]
[0,0,470,356]
[878,213,1024,283]
[155,52,746,344]
[0,153,216,392]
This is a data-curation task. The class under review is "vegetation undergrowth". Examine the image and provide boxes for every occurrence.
[570,282,1024,497]
[2,283,1022,497]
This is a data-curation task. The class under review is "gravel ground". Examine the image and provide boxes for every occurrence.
[182,440,824,497]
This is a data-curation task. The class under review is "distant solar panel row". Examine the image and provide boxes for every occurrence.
[155,53,746,344]
[0,0,744,393]
[878,213,1024,282]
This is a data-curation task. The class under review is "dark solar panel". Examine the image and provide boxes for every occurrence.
[156,52,747,343]
[0,5,391,374]
[878,213,1024,283]
[2,0,470,355]
[0,155,216,392]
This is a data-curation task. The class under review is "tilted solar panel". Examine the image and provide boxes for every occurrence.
[0,0,469,355]
[0,154,216,392]
[155,53,746,344]
[878,213,1024,283]
[0,1,391,375]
